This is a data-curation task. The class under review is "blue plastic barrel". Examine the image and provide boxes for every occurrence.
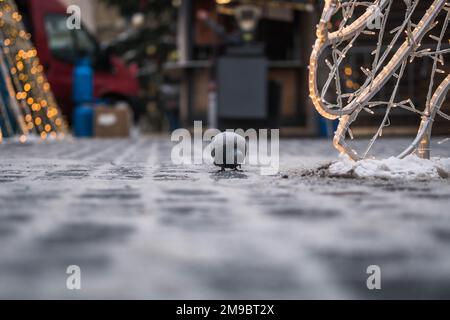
[73,58,93,105]
[73,104,94,137]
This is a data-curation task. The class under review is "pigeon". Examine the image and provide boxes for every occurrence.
[211,132,246,171]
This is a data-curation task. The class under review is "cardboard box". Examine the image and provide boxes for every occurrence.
[94,106,130,138]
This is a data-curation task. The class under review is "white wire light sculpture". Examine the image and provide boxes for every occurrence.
[309,0,450,161]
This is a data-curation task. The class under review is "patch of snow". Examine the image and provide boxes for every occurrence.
[328,154,450,180]
[435,157,450,173]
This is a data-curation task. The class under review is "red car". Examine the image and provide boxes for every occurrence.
[16,0,140,121]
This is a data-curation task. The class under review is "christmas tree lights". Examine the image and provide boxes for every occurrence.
[310,0,450,160]
[0,0,67,142]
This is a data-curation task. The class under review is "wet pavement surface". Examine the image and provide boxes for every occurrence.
[0,137,449,299]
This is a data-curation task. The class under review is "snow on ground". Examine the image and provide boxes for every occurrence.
[328,155,450,180]
[1,137,450,299]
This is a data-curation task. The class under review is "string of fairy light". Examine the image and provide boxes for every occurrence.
[309,0,450,160]
[0,0,67,142]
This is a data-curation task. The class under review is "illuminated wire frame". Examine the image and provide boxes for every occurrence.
[0,0,67,142]
[309,0,450,161]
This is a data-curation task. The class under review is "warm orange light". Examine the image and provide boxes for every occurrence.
[32,103,41,111]
[19,135,27,144]
[344,66,353,76]
[345,80,354,89]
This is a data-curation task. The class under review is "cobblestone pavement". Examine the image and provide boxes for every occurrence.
[0,136,450,299]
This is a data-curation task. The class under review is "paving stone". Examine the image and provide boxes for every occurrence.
[0,137,449,299]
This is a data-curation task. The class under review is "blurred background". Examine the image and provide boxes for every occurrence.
[2,1,450,300]
[2,0,449,140]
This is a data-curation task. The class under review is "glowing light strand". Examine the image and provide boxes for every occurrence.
[309,0,450,160]
[0,0,67,142]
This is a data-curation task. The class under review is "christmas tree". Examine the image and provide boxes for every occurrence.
[0,0,67,142]
[102,0,179,130]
